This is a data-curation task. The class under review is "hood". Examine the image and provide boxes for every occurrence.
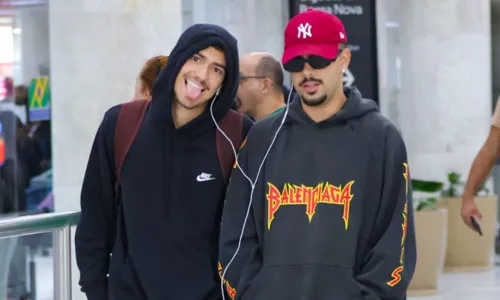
[287,86,378,127]
[149,24,239,130]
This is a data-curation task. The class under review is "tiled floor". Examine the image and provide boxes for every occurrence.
[409,259,500,300]
[31,253,500,300]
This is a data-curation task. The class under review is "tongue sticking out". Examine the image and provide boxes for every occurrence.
[186,81,203,99]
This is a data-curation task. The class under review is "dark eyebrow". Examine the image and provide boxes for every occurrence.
[197,52,226,70]
[214,62,226,70]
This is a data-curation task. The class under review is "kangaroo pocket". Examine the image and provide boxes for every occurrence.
[108,253,148,300]
[240,264,362,300]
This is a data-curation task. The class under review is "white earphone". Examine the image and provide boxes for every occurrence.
[210,82,294,300]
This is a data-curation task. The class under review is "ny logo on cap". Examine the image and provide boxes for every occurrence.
[297,23,312,39]
[340,32,345,39]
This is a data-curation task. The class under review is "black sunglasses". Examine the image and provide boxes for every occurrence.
[283,55,336,73]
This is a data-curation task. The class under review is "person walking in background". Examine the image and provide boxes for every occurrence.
[134,55,168,101]
[462,95,500,252]
[234,52,286,121]
[0,77,14,102]
[75,24,253,300]
[219,9,416,300]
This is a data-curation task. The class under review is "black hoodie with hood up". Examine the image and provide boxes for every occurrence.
[219,87,416,300]
[75,24,253,300]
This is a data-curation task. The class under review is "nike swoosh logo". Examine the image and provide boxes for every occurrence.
[197,176,215,182]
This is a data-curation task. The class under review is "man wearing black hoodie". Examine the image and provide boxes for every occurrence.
[219,9,416,300]
[75,24,253,300]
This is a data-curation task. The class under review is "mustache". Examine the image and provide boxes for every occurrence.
[186,76,208,90]
[300,77,322,86]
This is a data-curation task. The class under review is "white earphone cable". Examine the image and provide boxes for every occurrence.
[210,84,294,300]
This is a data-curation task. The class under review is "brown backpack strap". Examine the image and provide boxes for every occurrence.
[216,109,243,184]
[114,100,149,183]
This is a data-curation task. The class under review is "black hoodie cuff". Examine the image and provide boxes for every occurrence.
[84,284,108,300]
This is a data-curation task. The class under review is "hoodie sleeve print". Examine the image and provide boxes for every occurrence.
[75,107,119,300]
[355,125,417,300]
[218,135,262,300]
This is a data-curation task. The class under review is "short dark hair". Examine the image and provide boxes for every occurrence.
[255,55,284,92]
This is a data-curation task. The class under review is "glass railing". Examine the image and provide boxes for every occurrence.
[0,211,80,300]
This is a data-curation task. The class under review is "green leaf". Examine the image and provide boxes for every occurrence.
[411,179,444,193]
[448,172,461,185]
[415,197,438,211]
[416,201,427,211]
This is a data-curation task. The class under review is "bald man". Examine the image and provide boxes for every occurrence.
[235,52,286,121]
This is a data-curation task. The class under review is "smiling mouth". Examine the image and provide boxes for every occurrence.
[185,79,205,99]
[302,81,320,94]
[302,81,319,87]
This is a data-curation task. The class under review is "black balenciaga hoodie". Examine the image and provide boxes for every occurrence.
[75,24,253,300]
[219,87,416,300]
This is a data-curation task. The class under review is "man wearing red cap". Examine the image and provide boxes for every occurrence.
[219,9,416,300]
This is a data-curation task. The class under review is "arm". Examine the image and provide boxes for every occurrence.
[463,126,500,198]
[356,126,417,300]
[461,99,500,228]
[461,126,500,228]
[210,115,254,293]
[218,136,262,300]
[75,107,120,300]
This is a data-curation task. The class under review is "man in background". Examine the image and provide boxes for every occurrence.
[235,52,286,121]
[462,96,500,253]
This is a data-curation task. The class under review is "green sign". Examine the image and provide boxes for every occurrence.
[28,76,51,121]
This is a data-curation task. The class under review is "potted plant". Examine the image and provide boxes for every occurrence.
[437,172,498,272]
[407,179,448,296]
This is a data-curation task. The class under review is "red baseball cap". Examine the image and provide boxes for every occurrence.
[282,8,348,64]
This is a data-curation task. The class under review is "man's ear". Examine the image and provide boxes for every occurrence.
[262,78,273,94]
[339,48,351,71]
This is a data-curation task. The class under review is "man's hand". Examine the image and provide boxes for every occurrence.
[461,196,483,230]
